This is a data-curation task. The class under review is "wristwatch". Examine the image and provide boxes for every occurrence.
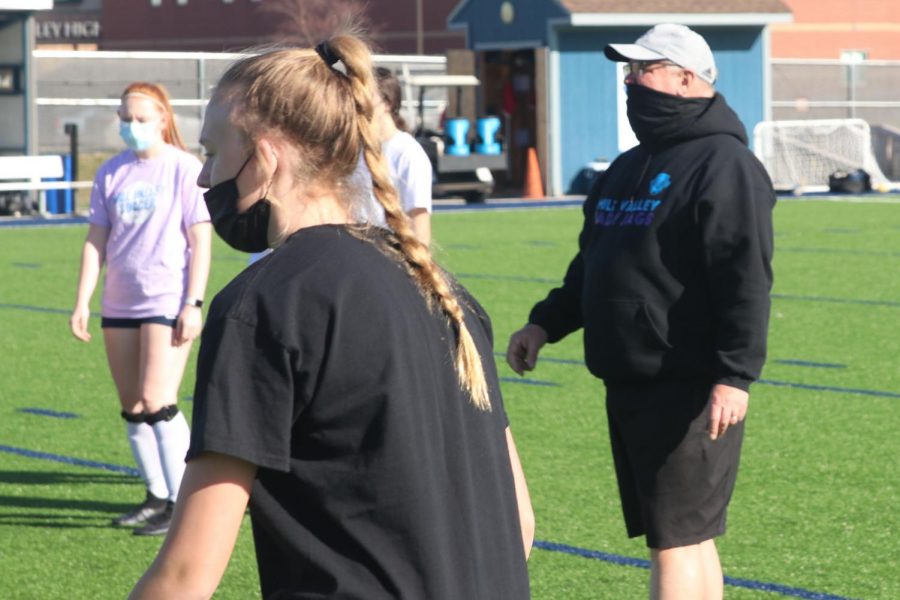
[184,297,204,308]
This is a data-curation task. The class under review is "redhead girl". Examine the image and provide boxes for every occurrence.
[70,82,211,536]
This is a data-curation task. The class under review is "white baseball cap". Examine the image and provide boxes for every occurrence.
[605,24,718,84]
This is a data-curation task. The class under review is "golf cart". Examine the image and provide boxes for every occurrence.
[401,74,508,203]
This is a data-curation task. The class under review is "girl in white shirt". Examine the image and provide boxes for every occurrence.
[374,67,433,245]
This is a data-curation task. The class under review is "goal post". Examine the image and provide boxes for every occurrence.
[752,118,891,192]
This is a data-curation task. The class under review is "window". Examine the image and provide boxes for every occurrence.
[840,50,868,91]
[840,50,867,63]
[0,66,20,95]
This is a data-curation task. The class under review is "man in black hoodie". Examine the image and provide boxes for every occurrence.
[507,23,775,599]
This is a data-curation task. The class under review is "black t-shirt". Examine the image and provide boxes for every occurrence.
[188,225,530,600]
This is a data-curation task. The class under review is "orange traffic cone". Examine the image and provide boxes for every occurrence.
[523,146,544,199]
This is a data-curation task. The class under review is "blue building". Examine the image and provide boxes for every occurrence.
[449,0,792,195]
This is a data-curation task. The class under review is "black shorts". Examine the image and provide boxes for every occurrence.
[605,380,744,549]
[100,316,177,329]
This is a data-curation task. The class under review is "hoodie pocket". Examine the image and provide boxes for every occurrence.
[584,299,672,380]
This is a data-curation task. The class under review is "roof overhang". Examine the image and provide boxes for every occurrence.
[0,0,53,10]
[568,12,792,27]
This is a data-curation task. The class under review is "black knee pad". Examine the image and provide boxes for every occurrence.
[121,411,146,424]
[145,404,180,425]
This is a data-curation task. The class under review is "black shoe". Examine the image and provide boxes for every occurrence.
[111,491,168,527]
[132,501,174,536]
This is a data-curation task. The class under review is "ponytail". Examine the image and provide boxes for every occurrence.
[328,35,491,411]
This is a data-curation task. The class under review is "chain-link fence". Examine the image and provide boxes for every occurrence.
[32,55,900,185]
[771,59,900,181]
[35,50,449,155]
[771,59,900,130]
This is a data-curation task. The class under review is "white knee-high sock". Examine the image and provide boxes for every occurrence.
[126,421,168,500]
[151,410,191,502]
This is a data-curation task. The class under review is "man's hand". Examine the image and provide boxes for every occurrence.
[506,324,548,375]
[708,383,749,440]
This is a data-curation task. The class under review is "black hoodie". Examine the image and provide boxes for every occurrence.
[529,87,775,390]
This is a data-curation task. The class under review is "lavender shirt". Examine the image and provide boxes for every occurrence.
[89,146,209,319]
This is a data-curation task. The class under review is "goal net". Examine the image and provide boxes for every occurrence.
[752,118,890,192]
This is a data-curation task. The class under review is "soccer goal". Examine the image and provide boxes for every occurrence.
[752,118,890,193]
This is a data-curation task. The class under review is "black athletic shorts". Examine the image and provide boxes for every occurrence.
[100,315,177,329]
[605,379,744,549]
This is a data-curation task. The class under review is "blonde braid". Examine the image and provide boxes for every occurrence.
[330,35,491,411]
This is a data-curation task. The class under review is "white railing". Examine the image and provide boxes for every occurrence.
[34,49,450,154]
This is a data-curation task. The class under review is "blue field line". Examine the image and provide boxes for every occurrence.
[536,356,583,365]
[0,302,100,317]
[757,379,900,399]
[492,354,897,398]
[772,293,900,308]
[533,540,857,600]
[434,198,583,212]
[776,190,900,200]
[534,540,650,568]
[497,353,851,371]
[451,274,900,310]
[774,359,847,369]
[17,408,80,419]
[778,246,900,258]
[499,376,560,387]
[443,243,481,250]
[0,216,90,228]
[455,272,561,285]
[493,352,583,366]
[0,444,139,476]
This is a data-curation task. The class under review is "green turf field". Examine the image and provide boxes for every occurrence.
[1,197,898,599]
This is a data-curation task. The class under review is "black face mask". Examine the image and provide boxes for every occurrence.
[625,83,712,148]
[203,155,272,253]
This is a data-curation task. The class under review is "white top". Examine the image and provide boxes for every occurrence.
[353,131,433,227]
[250,132,433,266]
[383,130,433,214]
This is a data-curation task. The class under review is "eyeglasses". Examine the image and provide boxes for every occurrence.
[624,61,681,77]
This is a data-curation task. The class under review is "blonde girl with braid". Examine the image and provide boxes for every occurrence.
[130,34,533,600]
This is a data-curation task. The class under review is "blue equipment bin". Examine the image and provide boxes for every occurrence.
[475,117,502,155]
[445,118,471,156]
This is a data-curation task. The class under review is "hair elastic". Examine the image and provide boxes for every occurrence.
[315,41,340,67]
[315,41,347,75]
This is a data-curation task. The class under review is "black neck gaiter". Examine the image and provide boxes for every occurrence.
[626,84,714,151]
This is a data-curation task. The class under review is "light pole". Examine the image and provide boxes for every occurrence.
[415,0,423,54]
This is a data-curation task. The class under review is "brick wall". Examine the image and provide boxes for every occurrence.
[771,0,900,59]
[101,0,464,54]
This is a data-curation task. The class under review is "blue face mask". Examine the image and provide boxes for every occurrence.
[119,120,161,152]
